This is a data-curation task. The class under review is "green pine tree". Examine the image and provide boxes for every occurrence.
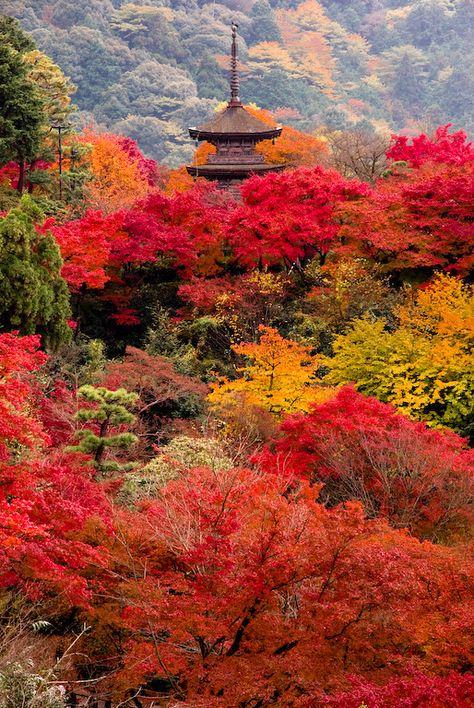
[69,386,139,474]
[0,195,71,349]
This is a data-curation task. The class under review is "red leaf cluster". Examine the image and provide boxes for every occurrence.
[110,465,473,702]
[337,160,474,274]
[52,209,128,290]
[102,346,207,417]
[323,671,474,707]
[227,166,369,268]
[116,136,158,186]
[387,124,474,167]
[258,386,474,541]
[0,331,47,459]
[0,332,110,603]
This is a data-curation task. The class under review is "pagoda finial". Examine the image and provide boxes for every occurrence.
[230,22,241,106]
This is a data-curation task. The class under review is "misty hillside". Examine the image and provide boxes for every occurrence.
[5,0,474,163]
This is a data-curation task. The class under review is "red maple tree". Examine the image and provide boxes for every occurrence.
[257,386,474,542]
[98,465,473,703]
[0,332,110,604]
[387,124,474,167]
[227,166,368,269]
[336,159,474,275]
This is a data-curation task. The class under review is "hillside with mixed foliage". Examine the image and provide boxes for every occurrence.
[4,0,474,163]
[0,14,473,708]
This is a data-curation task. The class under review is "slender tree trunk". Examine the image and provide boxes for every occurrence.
[17,161,25,194]
[94,419,109,465]
[28,159,37,193]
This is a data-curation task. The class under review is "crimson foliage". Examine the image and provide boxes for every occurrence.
[387,124,474,167]
[0,332,110,604]
[258,386,474,541]
[227,166,368,268]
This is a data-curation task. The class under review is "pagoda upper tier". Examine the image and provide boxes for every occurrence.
[186,23,284,190]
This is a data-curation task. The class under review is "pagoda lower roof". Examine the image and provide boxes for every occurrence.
[189,103,281,141]
[186,163,284,179]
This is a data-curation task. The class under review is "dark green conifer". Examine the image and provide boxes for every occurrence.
[248,0,282,45]
[195,53,228,100]
[0,18,45,193]
[0,196,71,349]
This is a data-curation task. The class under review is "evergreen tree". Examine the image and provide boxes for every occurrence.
[0,196,71,349]
[194,53,228,100]
[69,386,138,474]
[392,53,428,109]
[0,18,45,193]
[24,49,76,126]
[0,15,35,53]
[403,0,452,49]
[248,0,282,45]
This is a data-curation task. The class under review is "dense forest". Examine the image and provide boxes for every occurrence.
[3,0,474,163]
[0,7,474,708]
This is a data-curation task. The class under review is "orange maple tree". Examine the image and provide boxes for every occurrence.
[80,130,156,213]
[97,465,474,704]
[209,324,332,416]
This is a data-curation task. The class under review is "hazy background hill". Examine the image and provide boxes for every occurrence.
[4,0,473,164]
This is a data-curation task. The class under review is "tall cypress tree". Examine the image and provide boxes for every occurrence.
[0,18,45,193]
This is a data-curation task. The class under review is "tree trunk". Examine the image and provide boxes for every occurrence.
[17,161,25,194]
[28,159,37,194]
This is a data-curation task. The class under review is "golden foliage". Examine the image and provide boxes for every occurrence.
[276,0,337,94]
[324,273,474,433]
[209,325,334,417]
[165,166,195,193]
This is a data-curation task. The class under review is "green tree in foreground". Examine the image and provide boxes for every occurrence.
[70,386,138,474]
[0,17,45,193]
[0,196,71,349]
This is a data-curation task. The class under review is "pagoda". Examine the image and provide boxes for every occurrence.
[186,23,284,191]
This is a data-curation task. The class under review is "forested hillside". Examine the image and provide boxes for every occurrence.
[1,12,474,708]
[5,0,474,163]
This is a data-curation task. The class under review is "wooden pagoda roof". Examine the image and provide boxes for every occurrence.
[189,104,282,141]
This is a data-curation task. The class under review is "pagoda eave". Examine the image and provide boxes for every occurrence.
[188,127,282,142]
[186,163,284,179]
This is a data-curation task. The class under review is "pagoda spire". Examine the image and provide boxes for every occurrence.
[186,21,285,192]
[229,22,241,106]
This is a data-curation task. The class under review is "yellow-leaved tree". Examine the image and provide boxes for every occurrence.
[209,325,333,418]
[324,273,474,436]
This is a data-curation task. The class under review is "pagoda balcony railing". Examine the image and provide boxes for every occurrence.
[208,152,265,165]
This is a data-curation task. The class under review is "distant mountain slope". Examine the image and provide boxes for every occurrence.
[4,0,473,164]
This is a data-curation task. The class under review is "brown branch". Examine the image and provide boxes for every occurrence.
[226,598,262,656]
